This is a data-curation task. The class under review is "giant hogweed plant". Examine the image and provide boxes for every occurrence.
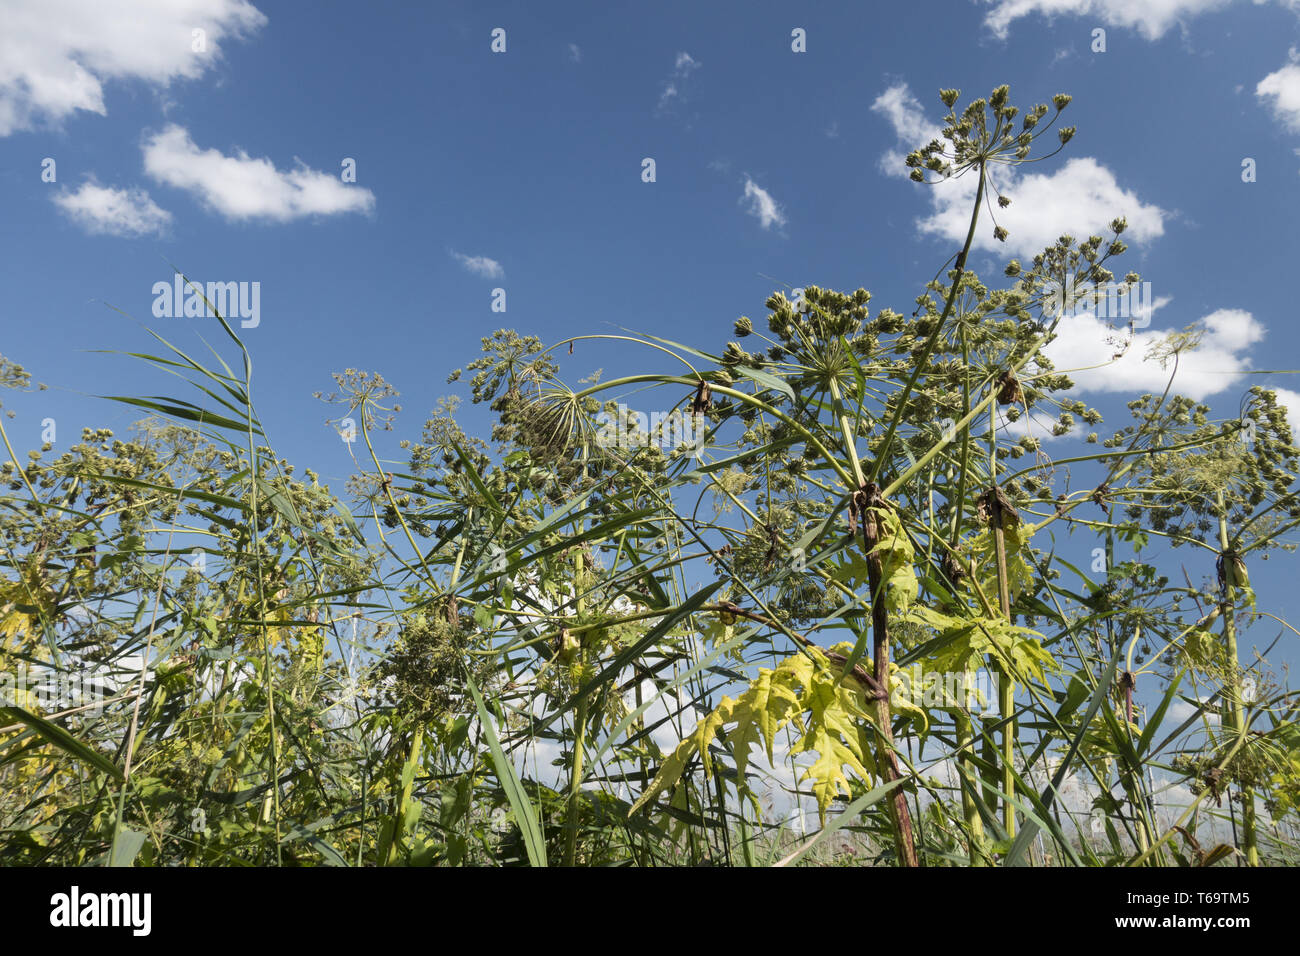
[1,86,1298,867]
[482,85,1299,865]
[558,86,1118,860]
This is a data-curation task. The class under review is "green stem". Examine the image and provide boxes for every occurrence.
[828,378,865,487]
[564,668,589,866]
[1217,492,1257,866]
[383,729,424,865]
[869,162,985,485]
[955,707,986,865]
[563,445,591,867]
[988,481,1015,838]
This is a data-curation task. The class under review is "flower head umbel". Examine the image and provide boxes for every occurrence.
[906,85,1072,184]
[905,86,1075,248]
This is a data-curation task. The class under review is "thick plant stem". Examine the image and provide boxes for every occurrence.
[955,708,986,865]
[951,329,987,864]
[563,682,589,867]
[563,456,590,867]
[998,667,1014,837]
[988,487,1016,838]
[829,379,917,864]
[1217,494,1258,866]
[858,484,919,867]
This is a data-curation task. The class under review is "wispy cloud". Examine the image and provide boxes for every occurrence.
[870,84,943,176]
[0,0,266,136]
[657,51,700,114]
[567,42,581,63]
[52,181,172,237]
[740,175,786,231]
[450,250,504,279]
[981,0,1249,41]
[981,6,1300,169]
[142,125,375,222]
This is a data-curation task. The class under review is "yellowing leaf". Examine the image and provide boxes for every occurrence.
[868,507,918,614]
[630,644,879,821]
[967,527,1036,602]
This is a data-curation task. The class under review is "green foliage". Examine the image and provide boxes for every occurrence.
[2,84,1297,868]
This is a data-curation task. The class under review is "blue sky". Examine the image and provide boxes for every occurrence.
[2,0,1300,687]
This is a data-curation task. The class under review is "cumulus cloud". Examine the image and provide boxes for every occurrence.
[740,175,787,231]
[657,51,700,113]
[1272,386,1300,430]
[872,83,1166,258]
[1044,307,1264,401]
[142,125,375,222]
[923,157,1165,257]
[0,0,265,136]
[1257,49,1300,132]
[52,181,172,237]
[450,250,504,279]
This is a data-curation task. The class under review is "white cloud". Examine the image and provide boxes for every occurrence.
[1272,386,1300,429]
[657,51,700,113]
[978,10,1300,164]
[871,84,943,177]
[1168,696,1219,726]
[740,175,786,231]
[567,43,582,63]
[450,250,504,279]
[142,125,375,222]
[1130,293,1175,329]
[921,158,1166,257]
[52,181,172,237]
[1257,49,1300,132]
[872,85,939,155]
[981,0,1240,41]
[997,405,1079,442]
[0,0,265,136]
[1044,307,1264,400]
